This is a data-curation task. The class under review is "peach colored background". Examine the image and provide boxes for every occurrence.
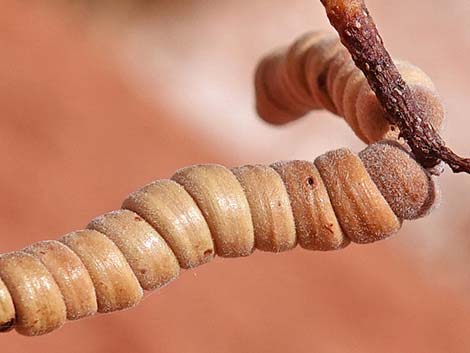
[1,1,470,352]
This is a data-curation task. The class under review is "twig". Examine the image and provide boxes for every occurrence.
[320,0,470,174]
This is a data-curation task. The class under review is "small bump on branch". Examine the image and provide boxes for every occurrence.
[320,0,470,174]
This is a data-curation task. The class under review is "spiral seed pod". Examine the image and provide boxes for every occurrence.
[265,49,310,119]
[271,160,348,250]
[0,252,67,336]
[284,31,329,110]
[359,141,439,220]
[231,165,296,252]
[0,278,15,332]
[254,31,445,143]
[0,142,437,336]
[24,240,98,321]
[327,48,355,116]
[122,180,215,269]
[87,210,180,290]
[255,52,295,125]
[305,34,344,114]
[60,230,144,313]
[315,149,401,243]
[171,165,255,258]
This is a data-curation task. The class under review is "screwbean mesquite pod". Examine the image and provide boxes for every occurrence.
[0,142,436,336]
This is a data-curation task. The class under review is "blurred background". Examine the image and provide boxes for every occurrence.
[1,0,470,352]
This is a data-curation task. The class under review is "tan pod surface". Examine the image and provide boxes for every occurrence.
[232,165,296,252]
[264,49,309,117]
[123,180,214,269]
[61,230,143,313]
[342,69,369,142]
[272,160,348,251]
[359,141,438,220]
[25,240,97,320]
[172,165,255,258]
[88,210,180,290]
[305,35,344,113]
[0,252,66,336]
[315,149,401,244]
[284,31,328,109]
[255,52,295,125]
[0,278,15,332]
[327,49,353,115]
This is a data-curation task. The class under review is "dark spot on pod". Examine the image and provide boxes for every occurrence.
[0,319,15,332]
[307,177,316,186]
[317,71,328,91]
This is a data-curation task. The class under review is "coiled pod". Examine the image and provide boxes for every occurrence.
[0,142,437,336]
[254,31,445,143]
